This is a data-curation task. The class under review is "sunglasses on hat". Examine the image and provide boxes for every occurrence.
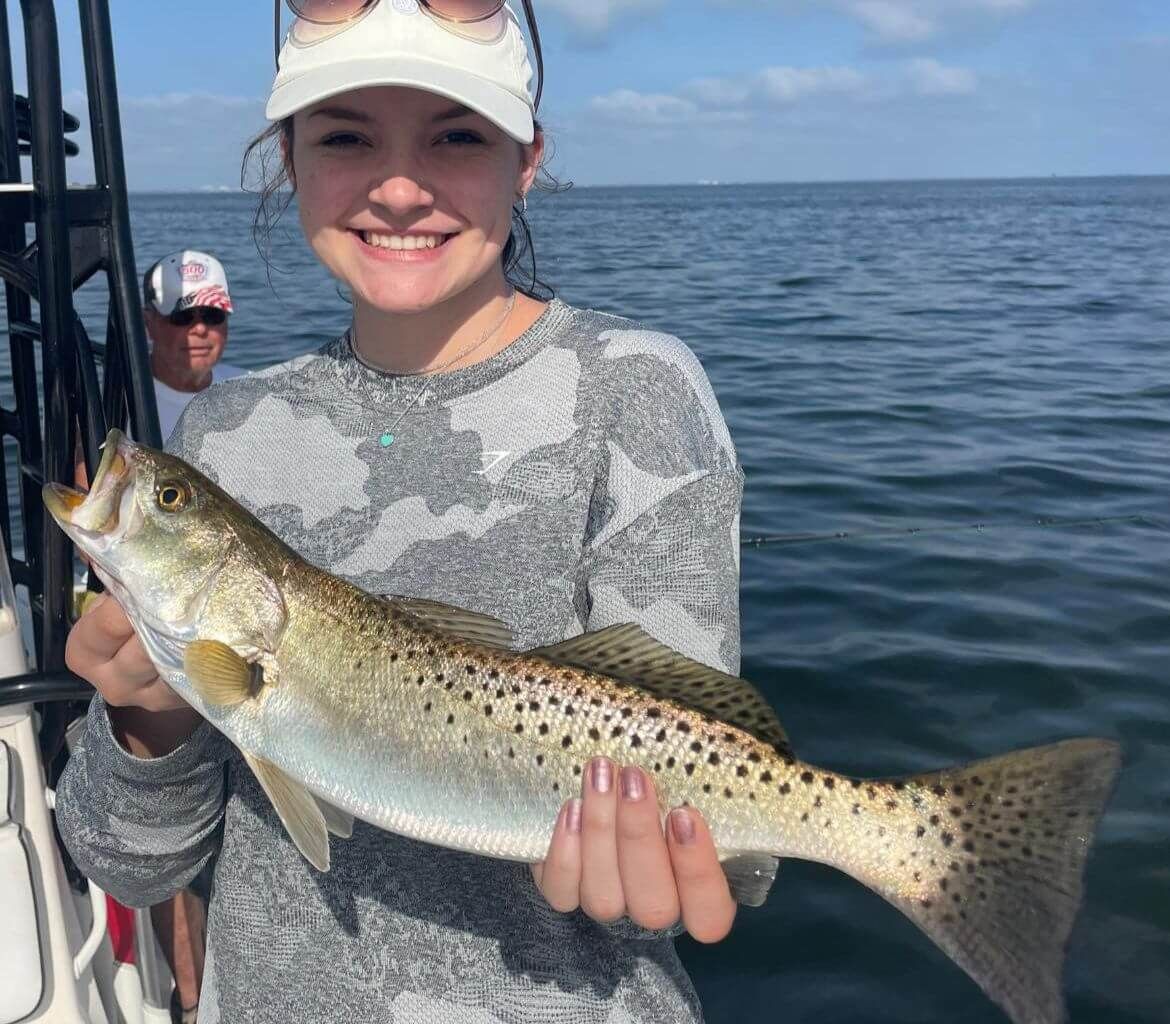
[273,0,544,112]
[167,307,227,328]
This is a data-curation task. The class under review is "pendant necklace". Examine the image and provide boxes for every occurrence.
[352,291,517,449]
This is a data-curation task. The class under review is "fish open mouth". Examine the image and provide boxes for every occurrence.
[43,427,139,548]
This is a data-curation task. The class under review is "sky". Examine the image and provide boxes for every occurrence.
[7,0,1168,189]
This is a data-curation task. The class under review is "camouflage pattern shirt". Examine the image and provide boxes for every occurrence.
[56,298,743,1024]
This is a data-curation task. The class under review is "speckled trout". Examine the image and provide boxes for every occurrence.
[46,429,1120,1024]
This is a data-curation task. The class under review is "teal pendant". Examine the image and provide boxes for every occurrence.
[379,433,395,448]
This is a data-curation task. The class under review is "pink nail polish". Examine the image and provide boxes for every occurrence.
[566,798,583,834]
[591,757,612,794]
[620,766,645,802]
[670,809,696,845]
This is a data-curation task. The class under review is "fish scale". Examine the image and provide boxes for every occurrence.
[44,429,1122,1024]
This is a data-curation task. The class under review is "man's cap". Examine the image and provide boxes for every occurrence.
[144,250,233,316]
[266,1,535,144]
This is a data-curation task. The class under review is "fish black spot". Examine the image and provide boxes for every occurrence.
[463,691,472,701]
[529,701,540,711]
[611,726,624,739]
[562,736,572,749]
[496,688,505,699]
[748,752,762,763]
[942,832,954,847]
[525,674,536,683]
[515,702,525,713]
[356,659,364,670]
[489,669,499,679]
[539,723,549,735]
[631,735,643,748]
[779,782,791,795]
[685,764,696,776]
[666,757,676,769]
[971,775,984,787]
[916,826,926,838]
[930,814,940,826]
[893,781,906,791]
[508,748,515,759]
[390,653,398,663]
[656,729,667,742]
[514,724,524,734]
[707,752,720,766]
[724,788,733,799]
[851,779,863,789]
[536,755,544,766]
[933,785,947,797]
[801,772,815,785]
[466,665,476,675]
[801,812,809,823]
[952,785,964,796]
[553,782,560,792]
[589,728,601,741]
[853,804,861,815]
[823,777,835,790]
[703,783,712,794]
[939,878,948,891]
[920,899,932,908]
[749,792,756,801]
[690,741,703,753]
[647,707,661,719]
[484,704,494,716]
[437,673,445,683]
[549,695,560,706]
[963,840,976,853]
[590,697,603,707]
[813,796,823,809]
[760,771,773,783]
[564,705,575,716]
[737,766,748,777]
[950,806,963,818]
[423,702,431,712]
[886,800,897,811]
[447,714,455,725]
[677,722,691,734]
[573,764,581,775]
[621,707,633,719]
[867,786,877,800]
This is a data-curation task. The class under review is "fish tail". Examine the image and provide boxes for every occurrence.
[867,738,1120,1024]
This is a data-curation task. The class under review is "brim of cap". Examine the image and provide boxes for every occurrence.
[266,55,534,144]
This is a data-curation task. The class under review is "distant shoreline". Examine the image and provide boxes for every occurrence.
[127,173,1170,196]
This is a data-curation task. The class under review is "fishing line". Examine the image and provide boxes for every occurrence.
[741,513,1163,548]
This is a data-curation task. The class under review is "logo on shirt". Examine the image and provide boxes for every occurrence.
[475,451,512,476]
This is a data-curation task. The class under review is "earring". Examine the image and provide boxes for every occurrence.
[518,192,528,215]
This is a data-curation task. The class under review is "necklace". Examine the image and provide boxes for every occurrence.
[352,291,517,449]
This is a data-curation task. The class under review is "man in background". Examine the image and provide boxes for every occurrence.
[142,249,243,441]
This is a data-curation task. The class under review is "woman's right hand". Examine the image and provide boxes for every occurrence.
[65,593,188,712]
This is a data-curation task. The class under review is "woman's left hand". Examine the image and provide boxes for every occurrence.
[530,757,736,943]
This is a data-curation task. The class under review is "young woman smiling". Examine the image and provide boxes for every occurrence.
[55,3,747,1021]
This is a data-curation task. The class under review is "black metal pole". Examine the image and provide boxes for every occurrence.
[78,0,159,448]
[20,0,75,678]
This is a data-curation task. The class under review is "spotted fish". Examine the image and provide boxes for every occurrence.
[45,429,1121,1024]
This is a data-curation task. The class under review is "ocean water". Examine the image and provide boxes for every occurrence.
[35,177,1170,1021]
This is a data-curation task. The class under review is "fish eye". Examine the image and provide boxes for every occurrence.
[156,480,190,512]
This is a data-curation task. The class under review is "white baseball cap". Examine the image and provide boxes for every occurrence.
[144,251,234,316]
[266,1,535,144]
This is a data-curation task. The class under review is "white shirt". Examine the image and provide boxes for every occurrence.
[154,361,245,442]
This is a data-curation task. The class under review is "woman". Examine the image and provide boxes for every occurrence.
[55,3,746,1021]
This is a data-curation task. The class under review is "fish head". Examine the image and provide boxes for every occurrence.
[44,429,238,632]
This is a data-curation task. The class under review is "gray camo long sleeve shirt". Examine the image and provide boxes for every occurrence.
[55,299,744,1024]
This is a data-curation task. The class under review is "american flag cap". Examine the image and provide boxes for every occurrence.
[146,249,234,316]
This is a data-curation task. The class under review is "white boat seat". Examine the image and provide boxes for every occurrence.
[0,739,44,1023]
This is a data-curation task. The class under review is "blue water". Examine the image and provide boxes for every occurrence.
[42,177,1170,1020]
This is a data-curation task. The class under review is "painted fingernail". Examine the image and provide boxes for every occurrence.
[591,757,613,794]
[620,766,645,802]
[566,798,583,834]
[670,808,696,845]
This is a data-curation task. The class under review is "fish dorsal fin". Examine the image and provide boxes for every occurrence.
[244,753,330,872]
[387,596,515,650]
[316,799,354,840]
[721,853,782,907]
[531,624,791,755]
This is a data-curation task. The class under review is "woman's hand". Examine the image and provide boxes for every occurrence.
[530,757,736,943]
[65,594,201,756]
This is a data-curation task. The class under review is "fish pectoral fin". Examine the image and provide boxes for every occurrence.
[244,753,330,872]
[316,799,355,839]
[720,853,781,907]
[531,625,793,756]
[184,639,261,706]
[387,596,515,650]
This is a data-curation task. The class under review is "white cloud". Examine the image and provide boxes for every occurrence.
[592,59,976,126]
[589,89,700,124]
[905,57,978,95]
[539,0,666,35]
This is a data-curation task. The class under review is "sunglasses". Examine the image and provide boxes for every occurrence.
[274,0,544,112]
[167,307,227,328]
